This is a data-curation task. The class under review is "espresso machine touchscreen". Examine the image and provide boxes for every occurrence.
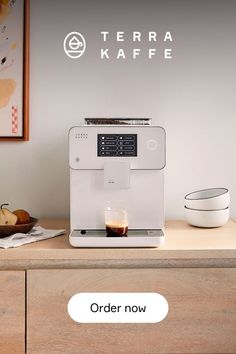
[97,134,137,157]
[69,123,166,248]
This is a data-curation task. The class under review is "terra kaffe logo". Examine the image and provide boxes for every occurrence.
[64,32,86,59]
[63,31,174,60]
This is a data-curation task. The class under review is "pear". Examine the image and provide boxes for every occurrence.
[13,209,30,224]
[0,204,17,226]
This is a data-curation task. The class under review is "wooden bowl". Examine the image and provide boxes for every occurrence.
[0,217,38,238]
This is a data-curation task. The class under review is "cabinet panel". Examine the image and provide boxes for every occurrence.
[27,269,236,354]
[0,271,25,354]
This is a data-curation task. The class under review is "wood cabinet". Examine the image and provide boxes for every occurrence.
[1,220,236,353]
[0,271,25,354]
[27,268,236,354]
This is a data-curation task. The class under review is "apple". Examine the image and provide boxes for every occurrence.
[0,203,17,225]
[13,209,31,224]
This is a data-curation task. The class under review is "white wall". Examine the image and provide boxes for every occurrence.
[1,0,236,219]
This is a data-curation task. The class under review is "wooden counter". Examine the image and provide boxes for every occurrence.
[1,219,236,353]
[0,219,236,270]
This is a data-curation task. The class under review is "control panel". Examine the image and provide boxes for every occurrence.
[69,125,166,170]
[97,134,137,157]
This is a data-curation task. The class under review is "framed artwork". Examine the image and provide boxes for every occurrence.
[0,0,29,141]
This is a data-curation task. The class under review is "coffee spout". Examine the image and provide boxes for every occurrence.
[103,161,130,190]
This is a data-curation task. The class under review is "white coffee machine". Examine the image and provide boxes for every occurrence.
[69,122,166,247]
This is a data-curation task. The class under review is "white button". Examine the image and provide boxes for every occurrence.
[147,139,158,151]
[68,293,168,323]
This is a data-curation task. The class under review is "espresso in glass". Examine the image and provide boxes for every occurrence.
[106,223,128,237]
[105,206,128,237]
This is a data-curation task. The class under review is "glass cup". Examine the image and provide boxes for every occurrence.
[105,206,128,237]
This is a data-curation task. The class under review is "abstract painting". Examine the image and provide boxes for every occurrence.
[0,0,29,140]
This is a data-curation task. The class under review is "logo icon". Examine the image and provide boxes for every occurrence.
[64,32,86,59]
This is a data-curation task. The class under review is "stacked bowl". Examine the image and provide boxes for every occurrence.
[184,188,230,228]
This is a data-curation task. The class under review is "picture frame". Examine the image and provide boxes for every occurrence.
[0,0,29,141]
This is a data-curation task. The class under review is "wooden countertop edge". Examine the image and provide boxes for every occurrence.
[1,257,236,270]
[1,220,236,270]
[1,248,236,259]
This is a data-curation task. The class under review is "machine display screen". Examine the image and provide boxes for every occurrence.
[97,134,137,157]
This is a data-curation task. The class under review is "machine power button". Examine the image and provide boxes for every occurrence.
[147,139,158,151]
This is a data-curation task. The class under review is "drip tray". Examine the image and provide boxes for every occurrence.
[69,229,165,248]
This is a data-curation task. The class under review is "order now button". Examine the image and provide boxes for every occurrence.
[68,293,168,323]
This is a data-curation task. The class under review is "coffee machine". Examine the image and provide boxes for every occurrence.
[69,121,166,247]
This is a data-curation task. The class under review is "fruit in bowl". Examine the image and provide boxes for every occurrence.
[0,203,38,237]
[0,204,17,225]
[13,209,31,224]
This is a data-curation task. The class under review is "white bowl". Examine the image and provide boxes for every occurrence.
[184,206,229,228]
[185,188,230,211]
